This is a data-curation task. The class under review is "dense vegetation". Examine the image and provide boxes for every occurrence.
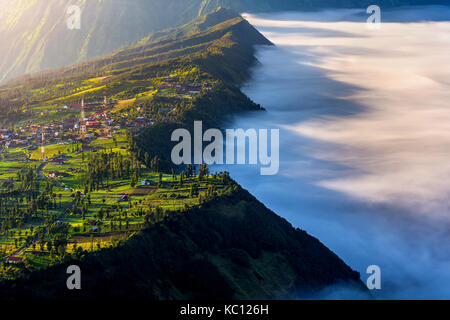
[0,7,268,277]
[0,8,269,125]
[0,8,364,299]
[0,185,363,300]
[133,84,264,172]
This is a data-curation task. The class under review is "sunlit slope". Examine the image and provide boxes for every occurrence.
[0,0,204,81]
[0,0,445,81]
[0,8,270,126]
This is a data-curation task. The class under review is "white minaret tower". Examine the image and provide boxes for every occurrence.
[80,96,86,136]
[41,127,45,161]
[81,96,85,119]
[103,89,109,119]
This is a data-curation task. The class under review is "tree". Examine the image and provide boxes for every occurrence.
[98,207,104,220]
[158,173,163,188]
[23,255,33,271]
[57,244,66,258]
[144,152,149,167]
[46,241,53,252]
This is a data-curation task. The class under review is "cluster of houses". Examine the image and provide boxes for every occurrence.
[1,78,220,153]
[0,114,114,151]
[126,117,154,128]
[0,129,30,148]
[0,89,165,154]
[0,119,155,153]
[159,82,201,95]
[158,80,215,96]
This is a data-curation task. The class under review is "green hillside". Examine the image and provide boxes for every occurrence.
[0,0,446,81]
[0,9,365,299]
[0,0,207,81]
[0,7,269,126]
[0,185,363,300]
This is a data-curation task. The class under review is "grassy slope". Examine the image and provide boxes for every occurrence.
[0,9,365,299]
[0,186,362,300]
[0,0,204,81]
[132,8,272,170]
[0,8,269,121]
[1,0,445,81]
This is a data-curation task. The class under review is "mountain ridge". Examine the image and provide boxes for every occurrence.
[0,9,365,299]
[0,0,447,81]
[0,185,364,300]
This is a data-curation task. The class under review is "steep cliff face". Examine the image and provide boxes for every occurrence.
[0,186,364,300]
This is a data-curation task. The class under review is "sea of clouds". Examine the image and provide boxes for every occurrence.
[217,6,450,299]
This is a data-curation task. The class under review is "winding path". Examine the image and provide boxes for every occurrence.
[5,161,73,261]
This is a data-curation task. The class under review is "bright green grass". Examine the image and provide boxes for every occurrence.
[0,133,229,278]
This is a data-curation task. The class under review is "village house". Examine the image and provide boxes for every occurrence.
[5,256,23,264]
[62,120,75,130]
[1,133,11,140]
[141,179,153,186]
[48,171,70,179]
[86,120,100,128]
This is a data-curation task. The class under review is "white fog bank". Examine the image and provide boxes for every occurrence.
[218,7,450,299]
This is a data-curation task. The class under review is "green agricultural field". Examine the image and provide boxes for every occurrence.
[0,162,25,181]
[30,143,74,160]
[0,9,257,283]
[0,129,231,281]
